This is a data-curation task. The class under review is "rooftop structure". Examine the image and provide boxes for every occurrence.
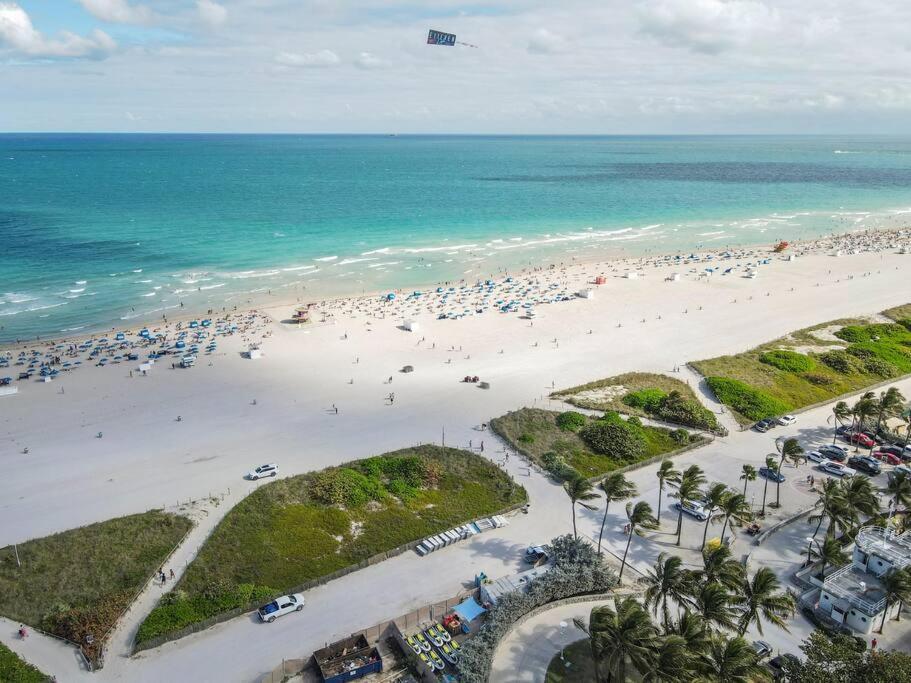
[855,526,911,572]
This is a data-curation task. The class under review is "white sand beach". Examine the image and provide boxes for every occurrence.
[1,228,909,545]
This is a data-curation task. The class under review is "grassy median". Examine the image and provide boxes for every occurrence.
[0,511,192,664]
[0,642,49,683]
[552,372,721,433]
[491,407,705,481]
[137,445,525,645]
[692,310,911,425]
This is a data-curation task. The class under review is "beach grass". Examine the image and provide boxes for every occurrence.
[0,511,192,664]
[551,372,722,433]
[0,642,49,683]
[136,446,525,645]
[883,303,911,322]
[691,307,911,425]
[490,407,703,480]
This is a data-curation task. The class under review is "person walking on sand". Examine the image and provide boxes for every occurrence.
[169,569,175,580]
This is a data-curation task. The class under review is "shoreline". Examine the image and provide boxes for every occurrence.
[3,225,907,353]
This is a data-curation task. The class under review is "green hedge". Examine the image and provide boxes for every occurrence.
[137,446,525,645]
[705,377,790,421]
[760,350,815,373]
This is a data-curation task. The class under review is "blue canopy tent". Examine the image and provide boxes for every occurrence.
[452,597,486,624]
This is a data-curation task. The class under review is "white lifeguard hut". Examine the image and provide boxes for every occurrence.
[403,319,420,332]
[576,288,594,300]
[625,271,638,280]
[669,273,681,282]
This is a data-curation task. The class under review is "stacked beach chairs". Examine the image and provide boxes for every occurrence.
[415,515,509,557]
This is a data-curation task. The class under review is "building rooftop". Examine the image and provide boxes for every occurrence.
[823,564,887,616]
[856,526,911,570]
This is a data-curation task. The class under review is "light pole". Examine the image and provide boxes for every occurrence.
[559,620,570,668]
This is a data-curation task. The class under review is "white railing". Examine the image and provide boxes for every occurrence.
[856,526,911,570]
[822,565,887,616]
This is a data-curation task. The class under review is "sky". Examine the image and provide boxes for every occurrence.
[1,0,911,134]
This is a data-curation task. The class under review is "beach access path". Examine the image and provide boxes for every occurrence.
[1,248,910,681]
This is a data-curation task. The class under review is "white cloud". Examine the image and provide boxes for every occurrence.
[527,28,567,55]
[78,0,154,25]
[275,49,340,68]
[0,2,116,59]
[637,0,780,54]
[197,0,227,28]
[354,51,386,70]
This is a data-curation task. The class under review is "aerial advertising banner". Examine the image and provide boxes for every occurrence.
[427,29,457,46]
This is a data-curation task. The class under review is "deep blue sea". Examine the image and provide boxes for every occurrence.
[2,134,911,342]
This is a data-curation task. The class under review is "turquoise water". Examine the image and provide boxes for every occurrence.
[2,134,911,342]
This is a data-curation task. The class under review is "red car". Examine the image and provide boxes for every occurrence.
[872,450,902,466]
[847,433,876,449]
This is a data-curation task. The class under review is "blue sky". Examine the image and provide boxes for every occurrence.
[2,1,911,133]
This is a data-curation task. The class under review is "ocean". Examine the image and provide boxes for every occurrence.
[2,134,911,342]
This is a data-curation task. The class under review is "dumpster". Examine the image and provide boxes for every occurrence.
[313,634,382,683]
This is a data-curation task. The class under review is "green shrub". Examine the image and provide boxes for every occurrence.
[863,358,899,378]
[849,342,911,373]
[705,377,790,421]
[819,350,858,374]
[579,419,646,460]
[308,468,385,508]
[670,428,690,445]
[655,391,720,431]
[0,642,48,683]
[802,372,834,386]
[518,433,535,444]
[555,411,587,432]
[540,452,580,482]
[622,388,667,413]
[760,349,815,373]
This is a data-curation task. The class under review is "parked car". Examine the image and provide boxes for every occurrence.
[524,545,550,564]
[818,444,848,461]
[877,445,906,459]
[846,432,876,449]
[861,430,885,445]
[752,640,773,660]
[754,418,775,433]
[871,449,902,466]
[835,425,852,436]
[848,455,881,475]
[806,450,827,464]
[768,653,800,678]
[248,463,279,480]
[820,460,856,477]
[676,500,710,521]
[778,415,797,426]
[893,464,911,478]
[759,466,785,483]
[257,594,305,623]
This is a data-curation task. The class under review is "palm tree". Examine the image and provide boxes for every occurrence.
[852,395,878,451]
[643,553,695,628]
[734,567,795,636]
[878,567,911,634]
[739,464,756,498]
[644,634,692,683]
[698,544,746,593]
[840,475,880,534]
[808,477,847,538]
[664,610,712,657]
[596,472,637,556]
[875,387,906,433]
[655,460,681,525]
[716,491,752,544]
[693,582,739,632]
[620,501,659,581]
[700,483,730,550]
[809,536,849,579]
[886,469,911,515]
[674,464,707,546]
[760,455,777,517]
[774,437,803,508]
[828,401,851,444]
[583,598,658,683]
[563,473,599,540]
[697,635,771,682]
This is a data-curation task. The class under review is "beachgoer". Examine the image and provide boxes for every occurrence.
[169,569,175,580]
[871,638,877,651]
[176,415,182,422]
